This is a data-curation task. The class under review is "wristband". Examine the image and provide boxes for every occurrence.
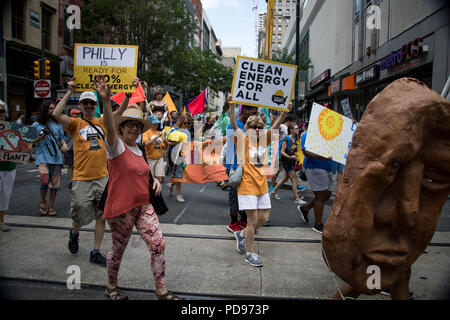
[125,92,132,98]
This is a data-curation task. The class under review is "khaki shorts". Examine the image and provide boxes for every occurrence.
[70,176,108,227]
[148,158,165,178]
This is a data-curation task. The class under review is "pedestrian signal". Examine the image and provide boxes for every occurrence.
[44,59,51,78]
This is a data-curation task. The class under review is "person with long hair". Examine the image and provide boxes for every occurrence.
[93,74,179,300]
[269,123,306,205]
[167,114,191,203]
[32,99,68,216]
[228,95,291,267]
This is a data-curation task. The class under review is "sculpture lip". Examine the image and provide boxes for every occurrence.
[364,250,408,267]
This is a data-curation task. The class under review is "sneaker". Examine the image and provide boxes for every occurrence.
[380,289,415,300]
[90,250,107,267]
[245,252,263,267]
[237,219,247,229]
[234,230,246,254]
[263,220,271,226]
[0,223,10,232]
[297,185,307,191]
[294,199,307,205]
[297,205,309,224]
[270,193,281,200]
[68,229,79,254]
[176,195,185,203]
[312,224,324,234]
[227,222,242,233]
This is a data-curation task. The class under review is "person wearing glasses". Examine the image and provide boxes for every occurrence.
[0,101,15,231]
[32,99,68,217]
[53,77,133,267]
[228,95,291,267]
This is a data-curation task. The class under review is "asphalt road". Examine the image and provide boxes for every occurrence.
[7,162,450,231]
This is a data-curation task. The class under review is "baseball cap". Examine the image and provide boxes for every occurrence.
[79,91,98,103]
[70,109,82,115]
[147,115,161,124]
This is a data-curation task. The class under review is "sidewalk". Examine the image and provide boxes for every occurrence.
[1,215,449,300]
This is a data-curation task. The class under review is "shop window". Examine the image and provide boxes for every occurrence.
[11,0,25,40]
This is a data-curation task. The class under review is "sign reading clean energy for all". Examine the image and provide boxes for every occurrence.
[74,44,139,92]
[305,103,355,165]
[231,56,297,111]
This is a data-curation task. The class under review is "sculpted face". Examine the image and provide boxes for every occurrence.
[322,78,450,294]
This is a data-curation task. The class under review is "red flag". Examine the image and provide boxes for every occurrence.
[187,90,206,116]
[111,83,146,105]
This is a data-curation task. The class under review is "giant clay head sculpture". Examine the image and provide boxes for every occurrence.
[322,78,450,297]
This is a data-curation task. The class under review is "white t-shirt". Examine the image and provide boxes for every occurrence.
[280,123,288,141]
[107,138,143,160]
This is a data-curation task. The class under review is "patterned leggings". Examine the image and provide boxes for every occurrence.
[106,204,166,289]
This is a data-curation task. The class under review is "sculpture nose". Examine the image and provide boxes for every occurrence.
[396,160,423,228]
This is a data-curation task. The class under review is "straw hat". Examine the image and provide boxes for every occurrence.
[115,108,152,132]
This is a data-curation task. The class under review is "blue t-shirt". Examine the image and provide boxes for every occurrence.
[225,120,245,170]
[300,131,334,172]
[33,121,65,165]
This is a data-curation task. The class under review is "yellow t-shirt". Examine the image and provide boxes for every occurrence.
[142,129,164,159]
[236,129,272,196]
[68,117,108,181]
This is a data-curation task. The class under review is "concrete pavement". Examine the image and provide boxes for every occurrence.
[1,215,449,300]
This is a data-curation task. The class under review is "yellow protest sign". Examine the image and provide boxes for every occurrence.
[74,43,139,92]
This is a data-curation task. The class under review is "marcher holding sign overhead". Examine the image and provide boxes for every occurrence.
[228,95,291,268]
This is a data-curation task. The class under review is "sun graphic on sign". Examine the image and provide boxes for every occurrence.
[317,109,343,140]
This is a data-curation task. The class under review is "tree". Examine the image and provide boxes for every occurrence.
[77,0,233,98]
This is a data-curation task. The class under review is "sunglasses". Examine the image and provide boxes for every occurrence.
[81,100,97,106]
[124,122,144,131]
[0,110,5,114]
[249,125,263,130]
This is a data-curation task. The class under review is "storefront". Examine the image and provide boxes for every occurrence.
[303,69,332,120]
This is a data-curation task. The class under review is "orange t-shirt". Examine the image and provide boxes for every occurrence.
[67,117,108,181]
[142,129,164,159]
[235,129,272,196]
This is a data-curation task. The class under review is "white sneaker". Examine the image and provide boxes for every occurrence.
[270,193,281,200]
[294,199,307,205]
[176,195,185,203]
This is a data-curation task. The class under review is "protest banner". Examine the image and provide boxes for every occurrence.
[305,103,355,165]
[0,121,36,163]
[230,56,297,111]
[340,98,353,119]
[74,44,139,92]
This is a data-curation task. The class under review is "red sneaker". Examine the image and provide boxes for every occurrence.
[227,222,242,233]
[237,219,247,229]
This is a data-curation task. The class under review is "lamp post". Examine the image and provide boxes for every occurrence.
[294,0,300,117]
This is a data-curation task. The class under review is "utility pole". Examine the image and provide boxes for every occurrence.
[294,0,300,117]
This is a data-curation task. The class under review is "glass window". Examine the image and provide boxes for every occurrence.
[42,8,52,50]
[354,0,361,24]
[287,1,290,6]
[11,0,24,40]
[279,9,282,15]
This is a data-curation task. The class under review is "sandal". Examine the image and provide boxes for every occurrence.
[39,204,47,216]
[105,287,128,300]
[47,208,57,216]
[156,291,182,300]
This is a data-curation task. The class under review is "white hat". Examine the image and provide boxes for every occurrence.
[79,91,98,103]
[115,108,152,133]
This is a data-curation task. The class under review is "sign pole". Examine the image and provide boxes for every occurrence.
[294,0,300,118]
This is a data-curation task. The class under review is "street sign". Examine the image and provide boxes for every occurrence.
[34,79,51,98]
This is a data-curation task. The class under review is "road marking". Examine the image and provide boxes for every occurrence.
[173,204,190,224]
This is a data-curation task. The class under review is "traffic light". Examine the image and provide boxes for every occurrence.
[44,59,51,79]
[33,60,41,79]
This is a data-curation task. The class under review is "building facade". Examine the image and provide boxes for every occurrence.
[282,0,449,120]
[2,0,60,121]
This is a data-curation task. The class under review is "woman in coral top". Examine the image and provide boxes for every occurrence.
[228,95,291,267]
[93,75,179,301]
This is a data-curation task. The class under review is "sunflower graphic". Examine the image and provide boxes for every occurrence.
[317,108,343,140]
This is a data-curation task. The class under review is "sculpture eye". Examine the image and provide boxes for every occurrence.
[422,167,450,191]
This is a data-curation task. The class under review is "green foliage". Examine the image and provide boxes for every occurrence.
[78,0,233,100]
[271,47,313,71]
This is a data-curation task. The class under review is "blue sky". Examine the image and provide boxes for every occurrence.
[202,0,266,58]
